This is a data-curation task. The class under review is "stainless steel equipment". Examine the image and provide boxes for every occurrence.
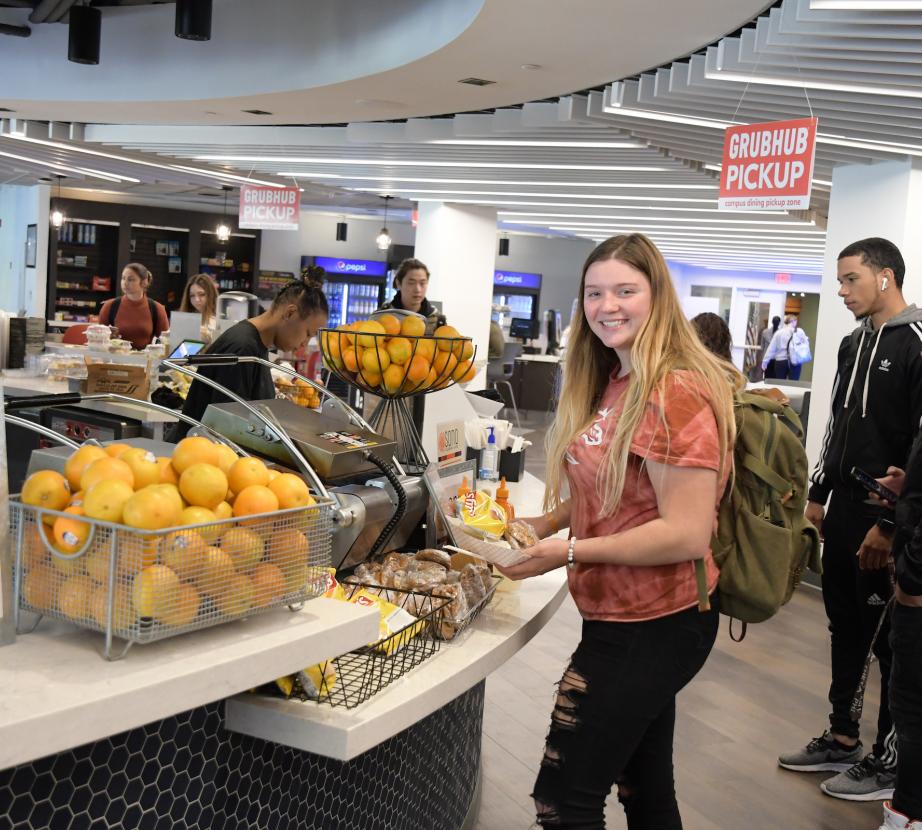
[216,291,260,323]
[545,308,562,355]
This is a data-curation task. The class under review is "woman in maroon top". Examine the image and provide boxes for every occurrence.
[98,263,169,350]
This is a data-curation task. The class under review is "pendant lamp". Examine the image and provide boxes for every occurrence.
[50,175,65,229]
[375,196,392,251]
[216,185,232,242]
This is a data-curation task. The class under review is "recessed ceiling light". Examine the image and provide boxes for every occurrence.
[354,98,407,107]
[458,77,496,86]
[521,64,542,71]
[242,109,273,115]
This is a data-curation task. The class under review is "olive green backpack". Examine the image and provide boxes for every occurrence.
[695,389,822,640]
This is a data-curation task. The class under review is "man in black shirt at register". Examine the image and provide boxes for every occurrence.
[173,274,328,440]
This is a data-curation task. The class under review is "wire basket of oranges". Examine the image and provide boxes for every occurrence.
[318,312,477,400]
[10,437,333,659]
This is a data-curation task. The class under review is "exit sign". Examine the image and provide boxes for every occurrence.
[775,272,792,284]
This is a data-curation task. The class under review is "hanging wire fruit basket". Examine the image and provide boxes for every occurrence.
[318,323,477,474]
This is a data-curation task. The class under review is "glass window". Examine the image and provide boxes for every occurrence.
[690,285,732,323]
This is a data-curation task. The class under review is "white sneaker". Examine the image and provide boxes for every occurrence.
[880,801,922,830]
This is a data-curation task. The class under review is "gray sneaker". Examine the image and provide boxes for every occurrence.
[778,731,864,772]
[820,755,896,802]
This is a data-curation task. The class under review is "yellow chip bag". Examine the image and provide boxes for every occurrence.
[319,567,346,602]
[456,490,507,541]
[348,588,425,656]
[297,662,337,701]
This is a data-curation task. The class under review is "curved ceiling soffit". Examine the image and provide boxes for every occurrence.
[0,0,773,125]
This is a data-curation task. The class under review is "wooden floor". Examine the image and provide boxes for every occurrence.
[475,411,884,830]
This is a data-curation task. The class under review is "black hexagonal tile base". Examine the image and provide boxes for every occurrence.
[0,682,484,829]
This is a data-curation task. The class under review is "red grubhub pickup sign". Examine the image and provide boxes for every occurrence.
[238,185,300,230]
[718,117,818,211]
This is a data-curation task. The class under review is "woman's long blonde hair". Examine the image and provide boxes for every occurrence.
[544,234,741,515]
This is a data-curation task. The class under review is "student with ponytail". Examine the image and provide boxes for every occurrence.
[500,234,739,829]
[174,266,328,439]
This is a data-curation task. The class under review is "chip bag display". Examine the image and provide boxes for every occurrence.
[456,489,507,541]
[348,588,426,656]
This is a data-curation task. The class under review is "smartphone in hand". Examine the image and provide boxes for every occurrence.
[850,466,900,504]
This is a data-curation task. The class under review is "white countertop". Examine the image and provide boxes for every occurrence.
[2,376,177,424]
[515,353,561,363]
[0,599,379,770]
[225,471,572,761]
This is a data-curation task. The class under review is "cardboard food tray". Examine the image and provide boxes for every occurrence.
[84,362,150,400]
[445,516,528,567]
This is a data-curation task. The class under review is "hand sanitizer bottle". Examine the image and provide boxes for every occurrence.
[479,426,500,482]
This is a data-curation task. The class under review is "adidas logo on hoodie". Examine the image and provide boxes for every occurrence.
[867,593,887,607]
[879,358,892,372]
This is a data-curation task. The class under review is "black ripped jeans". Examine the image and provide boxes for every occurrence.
[532,599,719,830]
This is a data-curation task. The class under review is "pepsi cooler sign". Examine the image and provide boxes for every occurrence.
[494,270,542,290]
[310,256,387,277]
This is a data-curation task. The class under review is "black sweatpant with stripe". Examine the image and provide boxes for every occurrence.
[822,492,896,764]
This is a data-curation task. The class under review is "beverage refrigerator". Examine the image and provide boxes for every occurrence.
[302,256,388,327]
[492,270,542,333]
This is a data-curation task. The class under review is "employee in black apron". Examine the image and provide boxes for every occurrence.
[172,271,328,440]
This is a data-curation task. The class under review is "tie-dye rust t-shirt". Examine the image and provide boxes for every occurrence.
[565,369,725,622]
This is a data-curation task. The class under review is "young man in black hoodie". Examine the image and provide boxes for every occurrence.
[778,238,922,802]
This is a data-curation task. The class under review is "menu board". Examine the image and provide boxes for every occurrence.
[254,270,295,300]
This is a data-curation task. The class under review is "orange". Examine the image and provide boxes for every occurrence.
[49,543,87,575]
[267,528,310,592]
[434,324,460,350]
[268,474,315,510]
[85,539,112,584]
[358,368,382,389]
[323,330,342,363]
[432,350,458,379]
[355,320,386,349]
[385,337,412,366]
[179,463,228,510]
[423,366,439,389]
[458,339,475,362]
[64,445,108,490]
[21,470,71,520]
[57,574,93,620]
[68,490,84,508]
[160,529,209,581]
[88,582,134,631]
[334,324,355,347]
[400,315,426,337]
[196,546,236,599]
[215,573,255,617]
[178,506,219,542]
[415,338,436,362]
[23,563,56,610]
[376,313,401,336]
[342,347,360,372]
[382,364,405,395]
[104,443,131,458]
[80,457,134,492]
[227,456,270,494]
[220,526,264,572]
[251,563,288,607]
[214,501,233,521]
[233,485,279,522]
[213,443,238,476]
[146,484,184,518]
[267,469,280,483]
[156,456,179,485]
[132,564,181,619]
[171,435,219,474]
[452,358,474,382]
[120,448,161,490]
[406,354,430,384]
[159,582,201,628]
[21,523,47,571]
[122,488,179,531]
[53,506,91,555]
[362,344,390,374]
[456,362,477,384]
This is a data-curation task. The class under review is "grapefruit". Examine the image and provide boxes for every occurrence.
[355,320,386,349]
[213,443,238,476]
[156,456,179,485]
[160,530,208,582]
[268,474,315,510]
[132,564,181,620]
[220,526,264,573]
[232,485,279,523]
[267,529,310,593]
[376,313,401,336]
[57,575,93,620]
[434,325,460,351]
[159,582,201,628]
[196,546,236,599]
[23,563,56,610]
[400,316,426,337]
[52,506,91,555]
[178,506,219,542]
[214,501,233,521]
[104,443,131,458]
[362,344,390,374]
[382,364,405,395]
[88,582,134,631]
[251,563,288,606]
[385,337,412,366]
[122,489,179,531]
[215,573,255,617]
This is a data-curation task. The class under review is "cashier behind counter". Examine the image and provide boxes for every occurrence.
[170,273,329,441]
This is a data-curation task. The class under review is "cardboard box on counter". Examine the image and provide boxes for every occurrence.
[85,363,149,400]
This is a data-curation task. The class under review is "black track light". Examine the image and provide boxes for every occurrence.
[335,221,348,242]
[498,236,510,257]
[175,0,212,41]
[68,5,101,65]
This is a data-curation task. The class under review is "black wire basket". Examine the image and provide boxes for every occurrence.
[289,583,451,709]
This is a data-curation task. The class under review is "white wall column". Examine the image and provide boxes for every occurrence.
[0,184,50,317]
[412,201,497,392]
[805,157,922,469]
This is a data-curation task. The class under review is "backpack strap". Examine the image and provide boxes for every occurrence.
[741,452,793,497]
[108,296,121,324]
[694,558,711,612]
[148,298,159,336]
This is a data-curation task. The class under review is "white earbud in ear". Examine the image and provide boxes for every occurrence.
[882,277,889,291]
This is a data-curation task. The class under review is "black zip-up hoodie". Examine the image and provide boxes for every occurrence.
[809,304,922,506]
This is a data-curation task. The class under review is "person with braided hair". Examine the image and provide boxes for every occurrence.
[172,267,329,439]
